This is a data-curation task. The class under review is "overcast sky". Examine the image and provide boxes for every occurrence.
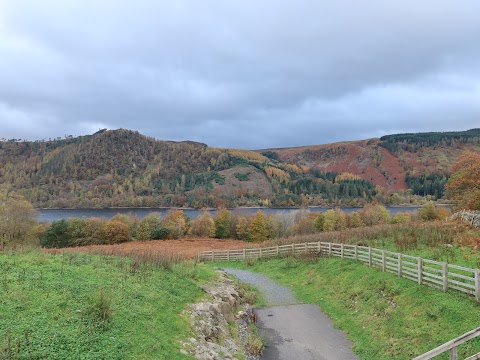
[0,1,479,149]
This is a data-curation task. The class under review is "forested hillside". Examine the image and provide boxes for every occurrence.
[0,129,375,208]
[0,128,477,208]
[263,129,480,195]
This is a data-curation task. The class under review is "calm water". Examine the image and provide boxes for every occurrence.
[37,206,420,222]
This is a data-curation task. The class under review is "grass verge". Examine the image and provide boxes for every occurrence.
[0,250,214,359]
[212,256,480,359]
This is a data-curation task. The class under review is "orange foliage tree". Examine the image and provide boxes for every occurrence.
[445,152,480,210]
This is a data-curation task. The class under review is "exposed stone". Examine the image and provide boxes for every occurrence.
[181,271,245,360]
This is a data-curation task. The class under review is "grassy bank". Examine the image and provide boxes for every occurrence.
[271,222,480,268]
[213,257,480,359]
[0,251,214,359]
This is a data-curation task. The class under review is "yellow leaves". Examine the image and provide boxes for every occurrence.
[265,167,290,183]
[227,149,270,163]
[336,172,361,182]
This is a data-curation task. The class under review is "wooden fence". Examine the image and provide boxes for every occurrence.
[413,326,480,360]
[198,242,480,302]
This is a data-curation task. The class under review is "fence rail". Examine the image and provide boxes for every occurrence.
[198,241,480,302]
[413,326,480,360]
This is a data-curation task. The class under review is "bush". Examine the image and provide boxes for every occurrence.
[360,204,390,226]
[313,213,325,232]
[41,220,71,248]
[104,220,132,244]
[347,212,364,228]
[418,202,439,221]
[214,209,234,238]
[150,226,170,240]
[189,212,215,237]
[248,211,273,242]
[0,190,37,247]
[391,212,412,224]
[323,209,346,231]
[136,213,162,240]
[162,210,188,239]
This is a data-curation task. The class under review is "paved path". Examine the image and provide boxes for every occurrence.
[222,268,358,360]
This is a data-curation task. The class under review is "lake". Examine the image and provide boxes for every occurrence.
[36,206,420,222]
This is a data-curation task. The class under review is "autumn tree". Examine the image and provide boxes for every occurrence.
[323,209,346,231]
[445,152,480,210]
[247,211,273,242]
[189,212,215,237]
[313,213,325,232]
[103,220,132,244]
[235,216,250,240]
[162,209,188,239]
[0,189,37,247]
[137,213,162,240]
[347,212,364,228]
[360,204,390,226]
[214,209,234,238]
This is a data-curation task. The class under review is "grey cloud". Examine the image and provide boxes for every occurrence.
[0,0,479,148]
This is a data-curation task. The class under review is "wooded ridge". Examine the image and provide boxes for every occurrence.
[0,128,478,209]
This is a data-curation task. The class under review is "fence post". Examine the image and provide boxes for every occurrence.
[243,248,246,260]
[382,250,386,272]
[227,250,230,262]
[398,253,402,277]
[259,247,263,259]
[276,245,280,256]
[442,263,448,292]
[475,269,480,302]
[341,244,344,258]
[450,347,458,360]
[417,257,423,285]
[368,247,372,267]
[305,242,308,254]
[318,241,321,253]
[329,243,332,256]
[354,245,358,261]
[292,243,296,255]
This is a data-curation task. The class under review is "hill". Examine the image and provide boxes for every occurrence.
[259,129,480,195]
[0,128,478,208]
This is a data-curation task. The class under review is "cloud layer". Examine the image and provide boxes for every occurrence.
[1,0,479,148]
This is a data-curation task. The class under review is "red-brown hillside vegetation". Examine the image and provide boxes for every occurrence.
[261,137,480,191]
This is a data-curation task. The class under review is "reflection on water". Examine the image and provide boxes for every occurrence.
[37,206,420,222]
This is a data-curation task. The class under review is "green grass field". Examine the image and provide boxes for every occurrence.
[213,256,480,359]
[0,251,214,360]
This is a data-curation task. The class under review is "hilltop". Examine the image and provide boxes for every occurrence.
[0,128,479,208]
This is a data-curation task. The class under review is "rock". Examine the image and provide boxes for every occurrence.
[181,270,246,359]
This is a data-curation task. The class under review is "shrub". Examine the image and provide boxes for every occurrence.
[348,212,364,228]
[41,220,71,248]
[248,211,273,242]
[391,212,412,224]
[288,213,317,235]
[323,209,346,231]
[0,190,37,247]
[235,216,250,240]
[67,218,90,246]
[83,218,107,245]
[313,213,325,232]
[162,210,188,239]
[136,213,162,240]
[360,204,390,226]
[189,212,215,237]
[150,226,171,240]
[214,209,234,238]
[104,220,132,244]
[418,202,439,221]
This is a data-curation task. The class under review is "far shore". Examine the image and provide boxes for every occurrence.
[35,204,429,211]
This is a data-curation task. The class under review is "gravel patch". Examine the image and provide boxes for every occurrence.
[221,268,299,306]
